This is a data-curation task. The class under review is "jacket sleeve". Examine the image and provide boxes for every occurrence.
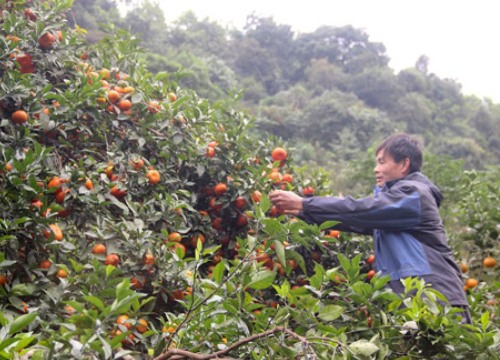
[298,185,422,232]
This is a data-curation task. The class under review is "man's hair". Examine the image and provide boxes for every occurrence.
[376,133,422,173]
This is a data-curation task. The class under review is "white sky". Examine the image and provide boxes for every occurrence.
[155,0,500,103]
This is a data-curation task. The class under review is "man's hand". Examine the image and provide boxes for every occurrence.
[269,190,304,216]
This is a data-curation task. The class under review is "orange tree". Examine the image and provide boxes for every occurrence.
[1,1,500,359]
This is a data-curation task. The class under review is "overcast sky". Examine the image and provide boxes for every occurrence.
[154,0,500,103]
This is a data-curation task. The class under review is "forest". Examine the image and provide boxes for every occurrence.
[71,0,500,180]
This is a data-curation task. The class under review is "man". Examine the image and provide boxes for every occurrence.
[269,133,471,323]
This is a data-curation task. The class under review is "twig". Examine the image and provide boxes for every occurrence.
[154,326,309,360]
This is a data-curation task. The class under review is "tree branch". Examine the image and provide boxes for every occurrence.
[154,326,310,360]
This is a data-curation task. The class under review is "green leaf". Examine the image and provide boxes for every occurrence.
[348,339,379,356]
[273,240,286,266]
[213,261,225,284]
[259,193,271,214]
[318,304,344,321]
[319,221,340,231]
[247,270,276,290]
[8,312,38,335]
[84,295,105,311]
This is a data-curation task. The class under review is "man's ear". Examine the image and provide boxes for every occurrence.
[401,158,411,175]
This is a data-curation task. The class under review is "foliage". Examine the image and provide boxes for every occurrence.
[0,1,499,359]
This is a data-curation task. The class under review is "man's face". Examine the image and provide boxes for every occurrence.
[374,149,409,187]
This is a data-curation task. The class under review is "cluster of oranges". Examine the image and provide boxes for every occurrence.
[460,255,497,291]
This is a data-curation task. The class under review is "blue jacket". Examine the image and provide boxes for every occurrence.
[299,172,468,306]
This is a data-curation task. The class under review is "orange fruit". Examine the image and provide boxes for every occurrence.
[55,188,69,203]
[117,99,132,112]
[167,232,182,243]
[44,223,64,241]
[287,259,298,270]
[236,214,249,228]
[367,269,376,280]
[143,253,155,265]
[136,319,148,333]
[104,253,120,266]
[38,32,55,49]
[130,158,145,170]
[5,163,13,172]
[130,276,143,289]
[483,256,497,268]
[107,90,120,104]
[110,185,127,199]
[271,147,288,162]
[326,230,341,239]
[465,278,478,289]
[303,186,315,196]
[459,262,469,273]
[163,325,176,333]
[56,268,68,278]
[169,242,186,254]
[213,183,227,196]
[84,177,94,190]
[206,146,216,158]
[11,110,29,124]
[92,243,107,255]
[190,233,206,248]
[168,92,177,102]
[281,173,293,183]
[233,196,247,210]
[366,254,376,265]
[48,176,65,191]
[146,169,160,184]
[39,259,52,269]
[98,68,110,79]
[116,315,132,330]
[0,274,9,286]
[147,100,161,113]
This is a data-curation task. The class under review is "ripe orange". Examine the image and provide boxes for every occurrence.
[117,99,132,112]
[143,253,155,265]
[104,253,120,266]
[213,183,227,196]
[48,176,65,191]
[236,214,249,228]
[116,315,132,330]
[92,243,107,255]
[146,169,160,184]
[366,269,376,281]
[287,259,299,270]
[110,185,127,199]
[206,146,216,158]
[38,32,55,49]
[136,319,148,333]
[147,100,161,113]
[168,92,177,102]
[130,276,143,289]
[39,259,52,269]
[233,196,247,210]
[56,268,68,278]
[170,242,186,254]
[281,173,293,183]
[483,256,497,268]
[459,262,469,273]
[271,147,288,162]
[12,110,29,124]
[0,274,9,286]
[84,177,94,190]
[129,158,145,170]
[98,68,110,79]
[107,90,120,104]
[326,230,341,239]
[190,233,206,248]
[55,188,69,203]
[465,278,478,289]
[5,163,13,172]
[167,232,182,243]
[44,223,64,241]
[366,254,376,265]
[303,186,315,196]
